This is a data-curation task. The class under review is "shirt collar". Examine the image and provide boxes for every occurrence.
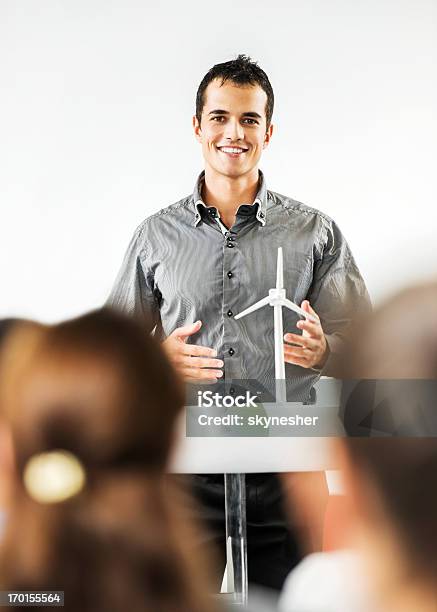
[193,170,267,227]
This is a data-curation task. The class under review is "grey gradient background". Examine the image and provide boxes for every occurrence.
[1,0,436,322]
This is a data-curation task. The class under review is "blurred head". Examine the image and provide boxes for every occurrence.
[193,55,274,180]
[0,309,215,612]
[336,283,437,597]
[281,284,437,606]
[0,309,184,472]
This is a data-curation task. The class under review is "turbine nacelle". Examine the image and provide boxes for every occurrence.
[234,248,317,323]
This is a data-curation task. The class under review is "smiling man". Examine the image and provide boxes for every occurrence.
[194,78,272,231]
[109,55,370,591]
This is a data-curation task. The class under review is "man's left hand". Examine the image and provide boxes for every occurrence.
[283,300,328,369]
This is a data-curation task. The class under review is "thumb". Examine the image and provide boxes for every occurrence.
[172,320,202,341]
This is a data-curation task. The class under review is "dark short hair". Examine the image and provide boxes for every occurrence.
[195,54,274,129]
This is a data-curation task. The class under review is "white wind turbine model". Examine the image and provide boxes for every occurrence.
[226,247,318,604]
[234,247,317,404]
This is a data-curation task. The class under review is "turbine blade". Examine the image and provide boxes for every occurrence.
[276,247,283,289]
[282,298,318,323]
[234,295,271,320]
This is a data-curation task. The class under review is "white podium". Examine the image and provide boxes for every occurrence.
[169,378,344,606]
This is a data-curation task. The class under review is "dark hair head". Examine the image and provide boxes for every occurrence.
[195,54,274,128]
[0,309,216,612]
[339,283,437,584]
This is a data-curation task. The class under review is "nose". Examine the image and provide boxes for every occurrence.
[224,118,244,142]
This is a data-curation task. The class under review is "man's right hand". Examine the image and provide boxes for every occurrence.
[162,320,223,382]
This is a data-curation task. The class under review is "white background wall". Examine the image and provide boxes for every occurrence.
[1,0,436,322]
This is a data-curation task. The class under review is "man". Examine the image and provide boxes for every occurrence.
[109,55,370,590]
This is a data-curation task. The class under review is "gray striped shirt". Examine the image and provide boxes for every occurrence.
[109,171,370,393]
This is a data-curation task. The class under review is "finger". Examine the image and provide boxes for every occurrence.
[184,375,220,384]
[301,300,320,320]
[284,332,319,350]
[180,367,224,381]
[181,343,218,358]
[283,344,312,362]
[283,352,312,368]
[172,320,202,340]
[179,356,224,369]
[296,319,323,338]
[300,300,320,321]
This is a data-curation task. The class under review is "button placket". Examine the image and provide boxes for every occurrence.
[222,231,240,378]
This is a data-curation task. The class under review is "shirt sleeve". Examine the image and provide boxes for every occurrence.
[307,219,371,376]
[106,224,161,335]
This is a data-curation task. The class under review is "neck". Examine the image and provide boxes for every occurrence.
[202,167,260,228]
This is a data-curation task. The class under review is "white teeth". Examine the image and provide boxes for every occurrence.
[219,147,246,154]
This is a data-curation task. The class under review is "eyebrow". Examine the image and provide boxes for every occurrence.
[208,110,262,119]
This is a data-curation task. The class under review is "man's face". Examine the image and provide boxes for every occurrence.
[193,79,273,180]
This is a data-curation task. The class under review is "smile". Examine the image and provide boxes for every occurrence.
[217,146,248,156]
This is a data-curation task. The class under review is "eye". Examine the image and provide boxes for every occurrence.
[211,116,225,122]
[242,118,258,125]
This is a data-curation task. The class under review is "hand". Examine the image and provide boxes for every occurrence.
[162,320,223,382]
[283,301,328,369]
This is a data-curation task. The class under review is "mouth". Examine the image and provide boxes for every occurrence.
[216,145,249,158]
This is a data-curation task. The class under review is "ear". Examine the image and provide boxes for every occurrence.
[263,123,274,149]
[193,115,202,144]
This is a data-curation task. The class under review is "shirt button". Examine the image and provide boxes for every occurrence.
[227,310,233,317]
[227,243,234,249]
[259,211,265,219]
[227,271,233,278]
[228,348,235,356]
